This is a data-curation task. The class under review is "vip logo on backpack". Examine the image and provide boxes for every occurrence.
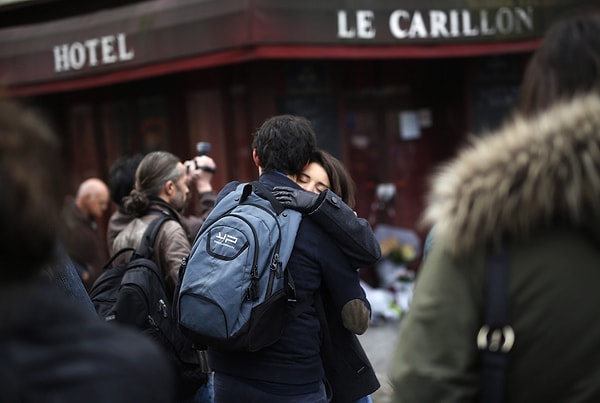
[214,231,239,250]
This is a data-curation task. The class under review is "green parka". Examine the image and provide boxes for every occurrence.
[389,94,600,402]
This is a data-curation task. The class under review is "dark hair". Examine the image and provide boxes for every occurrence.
[251,115,317,175]
[122,151,182,217]
[311,149,357,209]
[518,12,600,117]
[108,154,143,207]
[0,98,62,281]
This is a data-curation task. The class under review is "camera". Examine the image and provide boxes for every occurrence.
[196,141,211,156]
[186,142,216,174]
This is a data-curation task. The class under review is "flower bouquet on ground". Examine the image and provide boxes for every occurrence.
[373,225,421,316]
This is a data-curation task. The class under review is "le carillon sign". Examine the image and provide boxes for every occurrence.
[0,0,592,94]
[337,7,534,40]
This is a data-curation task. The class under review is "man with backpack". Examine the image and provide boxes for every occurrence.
[111,151,212,403]
[205,115,371,402]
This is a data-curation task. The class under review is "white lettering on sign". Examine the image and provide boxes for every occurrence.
[337,10,376,38]
[337,10,355,38]
[429,10,448,38]
[339,7,534,40]
[69,42,86,70]
[389,10,409,39]
[357,10,376,38]
[53,33,134,73]
[84,39,100,66]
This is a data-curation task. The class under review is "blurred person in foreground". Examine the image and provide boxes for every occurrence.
[0,97,175,402]
[44,242,96,314]
[388,12,600,403]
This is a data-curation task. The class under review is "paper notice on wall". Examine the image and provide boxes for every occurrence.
[399,111,421,140]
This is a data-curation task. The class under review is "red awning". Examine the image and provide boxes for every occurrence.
[7,40,543,97]
[0,0,584,96]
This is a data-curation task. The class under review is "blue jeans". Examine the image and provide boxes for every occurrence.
[214,372,327,403]
[179,372,214,403]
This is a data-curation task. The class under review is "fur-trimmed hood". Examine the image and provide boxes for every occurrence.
[423,93,600,257]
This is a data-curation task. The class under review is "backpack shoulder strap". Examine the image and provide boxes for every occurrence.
[133,215,174,260]
[191,184,245,245]
[478,246,515,403]
[103,246,135,269]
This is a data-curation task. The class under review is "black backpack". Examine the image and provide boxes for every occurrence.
[90,215,208,398]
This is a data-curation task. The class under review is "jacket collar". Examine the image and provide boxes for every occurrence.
[424,94,600,256]
[147,197,182,222]
[258,171,302,190]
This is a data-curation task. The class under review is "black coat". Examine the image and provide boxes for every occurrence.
[308,188,381,402]
[319,285,380,403]
[1,281,176,403]
[308,188,381,268]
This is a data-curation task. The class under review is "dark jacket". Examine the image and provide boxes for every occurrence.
[58,196,107,288]
[209,172,371,395]
[1,281,175,403]
[106,207,133,254]
[44,242,96,314]
[308,188,381,268]
[305,190,381,402]
[389,94,600,402]
[318,286,380,403]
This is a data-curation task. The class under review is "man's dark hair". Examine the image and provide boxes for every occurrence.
[108,154,143,207]
[251,115,317,175]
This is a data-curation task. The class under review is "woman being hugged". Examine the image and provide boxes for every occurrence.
[275,149,380,403]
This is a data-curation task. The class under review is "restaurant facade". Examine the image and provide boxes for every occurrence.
[0,0,595,244]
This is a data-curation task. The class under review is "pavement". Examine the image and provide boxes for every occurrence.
[357,318,402,403]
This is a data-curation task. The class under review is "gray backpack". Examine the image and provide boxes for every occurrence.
[176,181,303,352]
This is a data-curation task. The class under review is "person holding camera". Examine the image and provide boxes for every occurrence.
[182,152,217,244]
[106,146,218,253]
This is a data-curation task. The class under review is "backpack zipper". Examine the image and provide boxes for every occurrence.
[229,202,282,301]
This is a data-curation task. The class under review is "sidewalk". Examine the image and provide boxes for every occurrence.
[357,318,402,403]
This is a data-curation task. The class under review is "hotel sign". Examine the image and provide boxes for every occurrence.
[53,33,134,72]
[0,0,592,94]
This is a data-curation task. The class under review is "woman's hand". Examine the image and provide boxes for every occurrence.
[272,186,319,214]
